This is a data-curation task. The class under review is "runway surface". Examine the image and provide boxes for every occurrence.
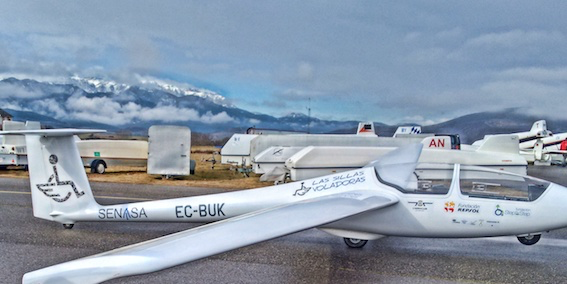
[2,166,567,284]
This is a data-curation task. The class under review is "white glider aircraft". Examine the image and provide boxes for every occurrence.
[5,129,567,284]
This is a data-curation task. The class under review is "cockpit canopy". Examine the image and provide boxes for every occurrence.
[459,166,548,201]
[368,143,550,202]
[374,163,550,202]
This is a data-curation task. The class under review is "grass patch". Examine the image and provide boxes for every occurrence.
[0,146,270,190]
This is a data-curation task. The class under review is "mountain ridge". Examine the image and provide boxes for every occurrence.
[2,77,567,143]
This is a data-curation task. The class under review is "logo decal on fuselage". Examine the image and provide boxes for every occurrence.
[444,201,455,212]
[293,171,366,197]
[408,200,433,212]
[293,182,312,196]
[494,204,531,217]
[36,154,84,203]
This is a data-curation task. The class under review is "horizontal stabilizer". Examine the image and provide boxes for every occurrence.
[23,190,397,284]
[0,129,106,137]
[476,134,519,154]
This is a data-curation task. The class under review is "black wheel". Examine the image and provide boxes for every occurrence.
[344,238,368,248]
[518,234,541,245]
[63,224,74,229]
[91,160,106,174]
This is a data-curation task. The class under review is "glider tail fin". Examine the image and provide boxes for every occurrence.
[530,120,550,137]
[356,122,376,136]
[1,129,103,223]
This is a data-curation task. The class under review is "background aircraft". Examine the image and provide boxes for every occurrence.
[3,129,567,284]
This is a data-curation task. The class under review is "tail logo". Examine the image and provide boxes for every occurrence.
[36,155,85,203]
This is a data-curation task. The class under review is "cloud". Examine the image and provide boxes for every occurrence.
[124,36,161,71]
[139,105,199,122]
[405,47,448,65]
[400,115,449,126]
[404,32,421,42]
[31,98,68,119]
[480,80,564,105]
[436,27,463,40]
[248,118,261,125]
[200,111,234,124]
[26,34,106,61]
[0,102,24,111]
[495,67,567,82]
[4,2,567,124]
[66,95,136,125]
[465,30,565,49]
[64,95,234,125]
[262,99,288,109]
[275,89,322,101]
[297,62,314,81]
[0,82,46,99]
[448,29,567,66]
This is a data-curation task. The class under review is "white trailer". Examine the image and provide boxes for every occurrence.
[248,134,426,165]
[147,125,191,177]
[253,136,453,177]
[0,121,40,167]
[220,134,258,166]
[286,135,526,181]
[76,139,148,174]
[252,146,304,174]
[221,122,381,167]
[0,153,27,167]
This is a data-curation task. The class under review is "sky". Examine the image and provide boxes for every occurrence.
[1,1,567,125]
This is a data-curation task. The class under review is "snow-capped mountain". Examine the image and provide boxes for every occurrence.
[0,76,359,134]
[69,76,130,94]
[136,77,230,107]
[3,76,567,141]
[69,76,230,107]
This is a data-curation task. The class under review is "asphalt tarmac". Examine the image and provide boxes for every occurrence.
[2,166,567,284]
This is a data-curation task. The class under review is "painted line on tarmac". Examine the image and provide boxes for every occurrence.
[96,195,152,201]
[0,190,152,201]
[482,236,567,247]
[0,190,30,195]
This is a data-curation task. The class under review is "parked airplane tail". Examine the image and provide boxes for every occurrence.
[530,120,550,138]
[0,129,104,224]
[392,126,421,137]
[356,122,376,136]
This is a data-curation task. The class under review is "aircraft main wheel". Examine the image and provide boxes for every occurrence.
[517,234,541,245]
[343,238,368,248]
[91,160,106,174]
[63,224,74,229]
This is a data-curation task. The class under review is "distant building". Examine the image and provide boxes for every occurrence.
[0,109,13,130]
